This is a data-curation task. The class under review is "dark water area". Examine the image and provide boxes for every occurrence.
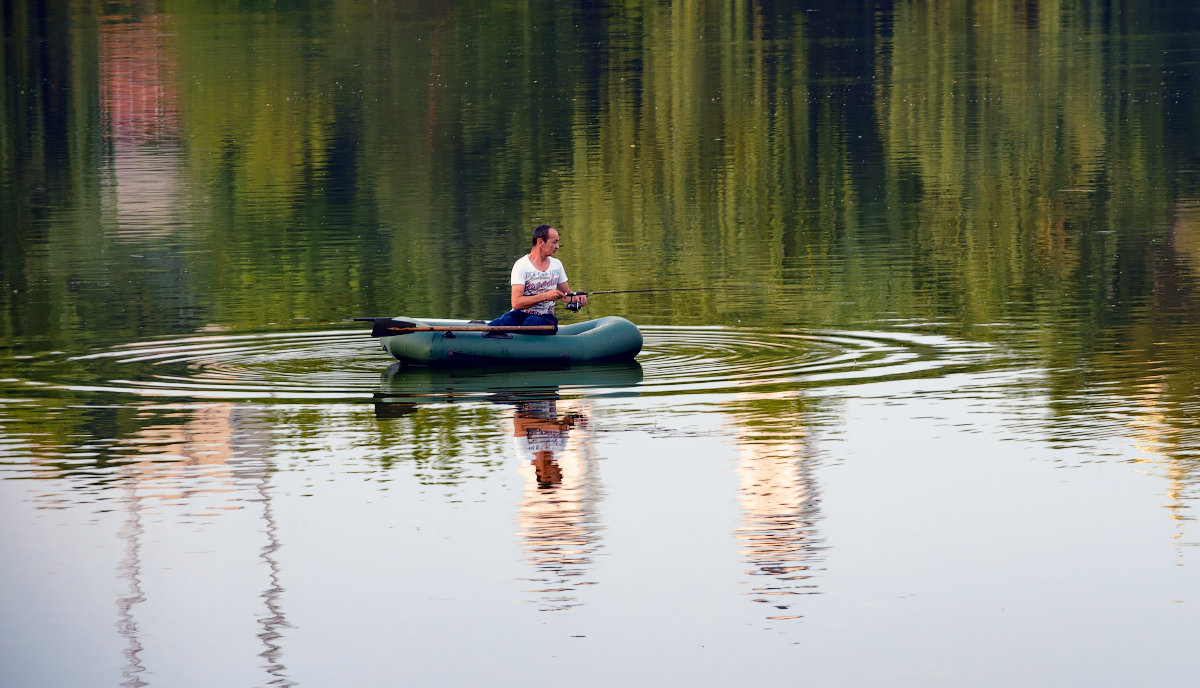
[4,1,1200,685]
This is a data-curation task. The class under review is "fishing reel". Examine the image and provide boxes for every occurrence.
[565,300,584,312]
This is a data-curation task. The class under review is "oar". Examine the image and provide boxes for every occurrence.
[354,318,555,338]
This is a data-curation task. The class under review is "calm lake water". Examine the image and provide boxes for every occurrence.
[4,1,1200,685]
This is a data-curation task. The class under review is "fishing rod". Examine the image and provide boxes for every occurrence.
[561,286,727,310]
[355,287,730,327]
[563,287,725,297]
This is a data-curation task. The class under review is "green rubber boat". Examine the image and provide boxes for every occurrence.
[367,315,643,366]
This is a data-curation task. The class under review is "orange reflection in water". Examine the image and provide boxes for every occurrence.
[729,397,823,621]
[99,9,187,241]
[100,11,179,146]
[117,404,241,507]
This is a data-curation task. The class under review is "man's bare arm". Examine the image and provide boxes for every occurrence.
[510,284,564,310]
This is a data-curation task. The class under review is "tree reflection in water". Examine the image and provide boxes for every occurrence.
[116,470,148,688]
[104,403,292,686]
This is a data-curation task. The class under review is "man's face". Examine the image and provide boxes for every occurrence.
[541,228,560,255]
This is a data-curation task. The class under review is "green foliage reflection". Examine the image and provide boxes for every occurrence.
[1,0,1199,431]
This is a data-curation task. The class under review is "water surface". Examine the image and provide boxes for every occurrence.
[3,1,1200,686]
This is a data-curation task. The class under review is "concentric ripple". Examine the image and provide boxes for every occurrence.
[1,325,1009,403]
[637,325,1003,395]
[62,330,383,399]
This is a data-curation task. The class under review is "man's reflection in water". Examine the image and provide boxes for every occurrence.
[510,398,602,612]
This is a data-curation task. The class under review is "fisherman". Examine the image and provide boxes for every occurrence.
[488,224,587,333]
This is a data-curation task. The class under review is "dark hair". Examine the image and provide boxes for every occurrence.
[532,224,555,246]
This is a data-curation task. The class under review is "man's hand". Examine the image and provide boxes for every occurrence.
[563,292,587,312]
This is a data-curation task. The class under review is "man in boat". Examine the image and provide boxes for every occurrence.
[487,224,587,333]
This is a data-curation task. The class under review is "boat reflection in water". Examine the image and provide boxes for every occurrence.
[372,360,643,409]
[374,362,640,610]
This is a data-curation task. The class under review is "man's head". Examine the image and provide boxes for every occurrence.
[532,224,556,246]
[531,224,560,256]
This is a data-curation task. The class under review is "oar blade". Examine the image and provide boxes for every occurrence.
[358,318,418,337]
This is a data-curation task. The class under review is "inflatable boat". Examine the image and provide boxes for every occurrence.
[363,316,643,366]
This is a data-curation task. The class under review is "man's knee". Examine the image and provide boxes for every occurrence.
[488,310,557,333]
[488,310,523,327]
[525,314,558,332]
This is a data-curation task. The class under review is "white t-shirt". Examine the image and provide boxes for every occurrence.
[511,255,568,316]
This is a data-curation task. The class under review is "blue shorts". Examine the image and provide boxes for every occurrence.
[487,309,558,333]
